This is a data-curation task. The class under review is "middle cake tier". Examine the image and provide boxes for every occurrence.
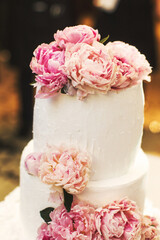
[33,83,144,180]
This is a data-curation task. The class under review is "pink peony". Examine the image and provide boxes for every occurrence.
[54,25,100,49]
[95,198,141,240]
[48,205,74,240]
[37,223,53,240]
[64,41,116,99]
[37,202,96,240]
[141,215,160,240]
[106,41,152,89]
[37,205,73,240]
[30,41,67,98]
[38,146,91,194]
[24,152,42,176]
[70,201,96,239]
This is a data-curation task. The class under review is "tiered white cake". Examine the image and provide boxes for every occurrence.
[20,25,157,240]
[20,83,148,239]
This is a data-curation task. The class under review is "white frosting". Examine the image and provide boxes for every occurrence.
[20,141,51,240]
[77,149,148,210]
[33,84,144,180]
[20,140,148,240]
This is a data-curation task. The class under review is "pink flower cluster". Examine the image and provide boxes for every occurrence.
[95,198,141,240]
[37,202,96,240]
[141,215,160,240]
[37,198,159,240]
[30,25,152,99]
[25,146,91,195]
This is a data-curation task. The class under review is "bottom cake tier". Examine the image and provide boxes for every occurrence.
[1,187,160,240]
[20,140,149,240]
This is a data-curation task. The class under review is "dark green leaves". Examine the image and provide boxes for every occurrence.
[40,189,73,224]
[61,86,67,94]
[63,189,73,212]
[40,207,54,224]
[100,35,110,44]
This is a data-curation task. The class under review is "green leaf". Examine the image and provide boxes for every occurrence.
[61,86,67,94]
[100,35,110,44]
[30,82,36,86]
[40,207,54,224]
[63,189,73,212]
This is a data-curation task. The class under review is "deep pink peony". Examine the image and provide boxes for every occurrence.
[106,41,152,89]
[95,198,141,240]
[54,25,100,49]
[64,41,116,99]
[30,41,67,98]
[141,215,160,240]
[24,152,42,176]
[38,146,91,194]
[37,202,96,240]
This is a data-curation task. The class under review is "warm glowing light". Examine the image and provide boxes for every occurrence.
[149,121,160,133]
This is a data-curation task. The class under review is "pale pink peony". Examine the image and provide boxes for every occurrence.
[30,41,67,98]
[95,198,141,240]
[141,215,160,240]
[64,41,116,99]
[106,41,152,89]
[24,152,42,176]
[49,186,64,207]
[38,146,91,194]
[37,202,96,240]
[54,25,100,49]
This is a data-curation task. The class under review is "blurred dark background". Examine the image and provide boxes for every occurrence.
[0,0,160,201]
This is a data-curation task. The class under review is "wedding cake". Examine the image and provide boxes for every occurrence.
[20,25,160,240]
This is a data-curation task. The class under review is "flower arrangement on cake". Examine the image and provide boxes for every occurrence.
[37,198,160,240]
[30,25,151,100]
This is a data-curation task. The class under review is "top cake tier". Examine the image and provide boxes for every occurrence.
[30,25,151,181]
[33,83,144,181]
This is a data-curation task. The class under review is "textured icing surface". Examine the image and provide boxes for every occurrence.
[20,141,51,240]
[77,149,148,209]
[33,84,144,180]
[20,140,148,240]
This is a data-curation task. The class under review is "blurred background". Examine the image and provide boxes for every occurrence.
[0,0,160,207]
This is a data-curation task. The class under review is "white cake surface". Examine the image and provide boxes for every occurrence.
[33,83,144,180]
[20,140,149,240]
[77,149,148,209]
